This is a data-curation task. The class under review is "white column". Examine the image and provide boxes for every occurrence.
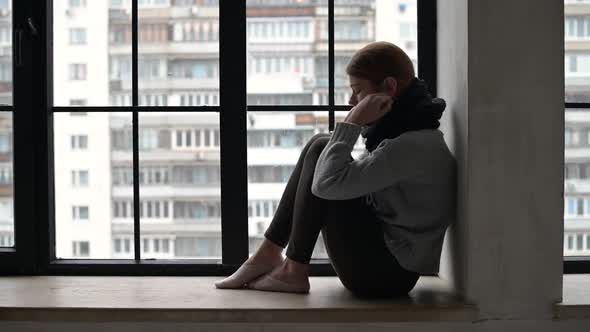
[438,0,564,319]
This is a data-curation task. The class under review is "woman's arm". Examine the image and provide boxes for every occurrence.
[311,122,424,200]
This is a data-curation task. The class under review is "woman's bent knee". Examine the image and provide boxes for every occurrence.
[307,136,330,156]
[311,132,331,141]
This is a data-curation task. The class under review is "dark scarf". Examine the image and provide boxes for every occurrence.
[361,78,446,152]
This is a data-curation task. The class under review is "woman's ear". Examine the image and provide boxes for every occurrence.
[381,77,398,97]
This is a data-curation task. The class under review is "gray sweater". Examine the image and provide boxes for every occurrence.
[311,121,456,274]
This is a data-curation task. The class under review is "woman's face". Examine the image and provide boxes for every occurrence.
[348,75,380,106]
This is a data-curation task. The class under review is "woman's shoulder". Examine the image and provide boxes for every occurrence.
[378,129,454,162]
[380,129,444,148]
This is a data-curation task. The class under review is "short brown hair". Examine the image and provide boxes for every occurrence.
[346,41,415,95]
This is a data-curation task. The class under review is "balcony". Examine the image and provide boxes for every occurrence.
[111,149,220,163]
[112,185,220,199]
[565,1,590,15]
[111,77,219,92]
[111,219,220,234]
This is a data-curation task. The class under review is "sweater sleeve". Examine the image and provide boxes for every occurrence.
[311,121,424,200]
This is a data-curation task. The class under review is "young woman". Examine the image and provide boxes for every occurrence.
[215,41,456,298]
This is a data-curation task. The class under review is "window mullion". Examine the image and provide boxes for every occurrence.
[328,0,334,131]
[417,0,437,97]
[132,0,140,261]
[219,0,248,266]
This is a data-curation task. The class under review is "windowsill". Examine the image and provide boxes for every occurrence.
[556,274,590,319]
[0,276,476,323]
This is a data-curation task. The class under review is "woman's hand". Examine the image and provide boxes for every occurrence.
[344,93,394,126]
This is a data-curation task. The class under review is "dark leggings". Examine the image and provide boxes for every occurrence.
[264,134,420,298]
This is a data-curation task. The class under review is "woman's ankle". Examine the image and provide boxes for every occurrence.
[282,258,310,277]
[248,240,284,264]
[255,239,283,257]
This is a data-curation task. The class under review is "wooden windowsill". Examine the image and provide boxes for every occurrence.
[0,276,476,323]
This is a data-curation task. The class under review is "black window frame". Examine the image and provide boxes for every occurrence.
[0,0,438,276]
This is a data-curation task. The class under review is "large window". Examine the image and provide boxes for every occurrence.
[0,0,13,252]
[0,0,435,275]
[565,0,590,272]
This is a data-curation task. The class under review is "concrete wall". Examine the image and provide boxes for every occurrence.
[438,0,564,319]
[437,0,469,301]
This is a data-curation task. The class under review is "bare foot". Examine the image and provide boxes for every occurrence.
[215,240,284,289]
[247,258,310,294]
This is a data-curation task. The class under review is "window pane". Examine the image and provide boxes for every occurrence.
[55,113,133,259]
[53,1,131,106]
[246,1,325,105]
[247,111,338,259]
[333,0,417,105]
[138,1,219,106]
[0,3,11,105]
[566,1,590,102]
[565,109,590,257]
[0,112,13,247]
[140,112,221,260]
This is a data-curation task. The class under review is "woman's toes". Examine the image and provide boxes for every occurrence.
[214,262,280,289]
[247,274,310,294]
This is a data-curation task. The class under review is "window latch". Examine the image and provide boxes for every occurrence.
[27,17,39,37]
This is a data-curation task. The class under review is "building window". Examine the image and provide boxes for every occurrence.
[169,60,218,79]
[71,170,89,187]
[0,165,12,185]
[565,163,580,179]
[70,135,88,149]
[139,24,168,43]
[248,166,294,183]
[139,129,159,150]
[172,166,219,186]
[0,26,11,45]
[69,0,87,8]
[0,133,10,153]
[162,238,170,253]
[69,28,87,45]
[68,63,87,80]
[72,206,89,220]
[0,234,14,247]
[172,21,219,42]
[566,197,576,216]
[565,16,590,39]
[72,241,90,257]
[173,201,221,219]
[112,129,132,150]
[69,99,87,106]
[114,239,122,253]
[174,237,213,257]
